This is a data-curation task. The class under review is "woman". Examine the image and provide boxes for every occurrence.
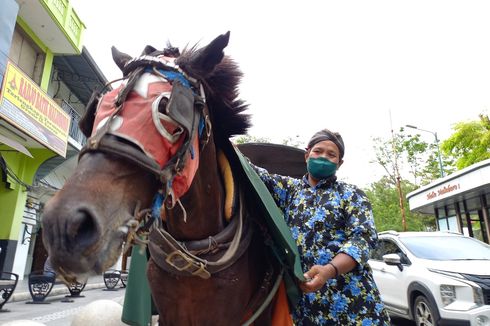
[249,129,390,325]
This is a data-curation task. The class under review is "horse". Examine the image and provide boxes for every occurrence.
[41,32,290,325]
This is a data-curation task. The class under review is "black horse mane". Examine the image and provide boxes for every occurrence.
[168,45,252,140]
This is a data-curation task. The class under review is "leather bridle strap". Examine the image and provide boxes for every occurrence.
[148,189,252,279]
[79,135,175,182]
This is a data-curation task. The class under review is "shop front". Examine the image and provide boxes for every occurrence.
[407,159,490,244]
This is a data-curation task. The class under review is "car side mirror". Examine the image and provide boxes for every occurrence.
[382,253,404,271]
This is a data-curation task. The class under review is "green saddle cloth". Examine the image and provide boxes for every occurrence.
[121,143,304,326]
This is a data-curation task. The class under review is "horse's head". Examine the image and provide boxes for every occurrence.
[41,32,250,281]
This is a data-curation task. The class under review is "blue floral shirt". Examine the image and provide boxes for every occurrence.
[252,165,390,325]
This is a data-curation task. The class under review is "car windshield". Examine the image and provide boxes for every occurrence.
[399,235,490,260]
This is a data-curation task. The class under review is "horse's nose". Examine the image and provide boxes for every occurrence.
[65,208,101,251]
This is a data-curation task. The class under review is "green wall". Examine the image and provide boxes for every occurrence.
[0,149,54,240]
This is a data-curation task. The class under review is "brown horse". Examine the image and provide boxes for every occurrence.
[41,32,287,325]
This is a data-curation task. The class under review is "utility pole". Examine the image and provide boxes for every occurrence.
[390,112,407,231]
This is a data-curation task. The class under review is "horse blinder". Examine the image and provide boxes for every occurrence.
[163,81,198,140]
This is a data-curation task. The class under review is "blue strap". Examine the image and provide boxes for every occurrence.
[145,67,192,89]
[198,116,205,137]
[151,192,165,220]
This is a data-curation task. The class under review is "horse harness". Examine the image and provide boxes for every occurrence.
[78,53,282,323]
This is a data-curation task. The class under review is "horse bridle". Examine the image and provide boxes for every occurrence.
[80,54,211,205]
[79,52,257,273]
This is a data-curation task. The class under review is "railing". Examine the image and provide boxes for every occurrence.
[60,100,86,146]
[42,0,85,53]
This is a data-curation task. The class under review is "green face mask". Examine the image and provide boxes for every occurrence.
[307,157,337,179]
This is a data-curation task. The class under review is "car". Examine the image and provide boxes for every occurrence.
[368,231,490,326]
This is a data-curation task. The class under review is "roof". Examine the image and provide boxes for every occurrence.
[53,47,111,104]
[406,158,490,214]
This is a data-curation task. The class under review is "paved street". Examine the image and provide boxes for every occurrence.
[0,287,126,325]
[0,275,415,326]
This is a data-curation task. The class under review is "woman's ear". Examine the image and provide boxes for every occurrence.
[338,159,344,169]
[304,151,310,163]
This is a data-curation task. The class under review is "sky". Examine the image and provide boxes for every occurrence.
[72,0,489,187]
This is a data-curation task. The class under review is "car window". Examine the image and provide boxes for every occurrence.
[370,242,384,261]
[400,235,490,260]
[371,239,410,264]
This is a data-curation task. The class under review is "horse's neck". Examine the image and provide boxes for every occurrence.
[164,140,226,241]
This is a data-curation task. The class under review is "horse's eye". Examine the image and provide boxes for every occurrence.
[158,97,169,114]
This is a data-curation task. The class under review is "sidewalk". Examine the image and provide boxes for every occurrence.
[10,274,107,303]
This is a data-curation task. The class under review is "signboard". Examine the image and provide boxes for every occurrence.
[407,160,490,212]
[0,61,70,157]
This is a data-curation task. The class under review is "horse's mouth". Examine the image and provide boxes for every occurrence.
[51,237,124,277]
[48,218,132,278]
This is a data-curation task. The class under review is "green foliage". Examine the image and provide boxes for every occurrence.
[364,177,436,232]
[233,135,271,144]
[441,114,490,169]
[281,136,305,149]
[372,128,457,187]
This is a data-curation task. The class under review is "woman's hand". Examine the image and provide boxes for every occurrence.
[299,264,329,293]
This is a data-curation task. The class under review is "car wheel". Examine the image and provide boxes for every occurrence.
[413,295,440,326]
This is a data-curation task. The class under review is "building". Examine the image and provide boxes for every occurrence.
[407,159,490,244]
[0,0,109,278]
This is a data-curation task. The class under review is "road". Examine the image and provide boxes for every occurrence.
[0,287,126,326]
[391,316,416,326]
[0,286,415,326]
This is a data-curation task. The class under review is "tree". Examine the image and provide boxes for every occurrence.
[364,177,435,232]
[233,135,305,149]
[370,130,439,231]
[373,128,455,186]
[233,135,271,144]
[281,136,304,149]
[441,113,490,169]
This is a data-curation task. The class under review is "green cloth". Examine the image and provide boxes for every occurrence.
[121,142,304,325]
[230,145,304,307]
[121,245,152,326]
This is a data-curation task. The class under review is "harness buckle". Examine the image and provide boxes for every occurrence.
[165,251,210,279]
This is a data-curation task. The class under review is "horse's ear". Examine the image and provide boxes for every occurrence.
[188,31,230,77]
[79,90,100,137]
[142,45,157,55]
[111,46,132,72]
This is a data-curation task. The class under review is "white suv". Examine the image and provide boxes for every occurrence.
[369,231,490,326]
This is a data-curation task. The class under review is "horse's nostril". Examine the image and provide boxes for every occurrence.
[67,209,100,250]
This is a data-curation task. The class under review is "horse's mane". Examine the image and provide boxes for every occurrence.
[175,46,252,140]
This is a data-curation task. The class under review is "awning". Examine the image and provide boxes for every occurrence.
[0,133,33,157]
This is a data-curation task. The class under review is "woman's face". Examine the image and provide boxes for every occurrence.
[305,140,342,166]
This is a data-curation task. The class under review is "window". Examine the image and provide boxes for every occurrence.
[438,218,449,231]
[447,216,458,232]
[8,25,45,84]
[370,239,410,264]
[465,197,481,212]
[400,235,490,260]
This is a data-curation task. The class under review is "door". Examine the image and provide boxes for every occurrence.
[369,239,411,315]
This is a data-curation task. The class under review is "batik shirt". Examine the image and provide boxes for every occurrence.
[253,165,390,325]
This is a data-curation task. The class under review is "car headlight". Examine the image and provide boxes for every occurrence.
[440,285,456,306]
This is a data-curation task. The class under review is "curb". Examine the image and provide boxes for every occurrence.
[10,283,107,303]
